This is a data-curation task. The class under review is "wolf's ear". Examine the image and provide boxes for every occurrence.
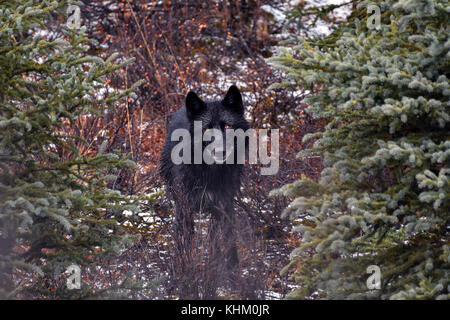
[186,91,206,119]
[222,85,243,115]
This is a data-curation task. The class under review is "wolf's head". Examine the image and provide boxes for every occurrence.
[185,85,249,165]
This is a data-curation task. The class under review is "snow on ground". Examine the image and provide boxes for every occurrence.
[261,4,286,22]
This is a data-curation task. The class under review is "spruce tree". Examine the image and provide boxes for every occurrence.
[0,0,145,298]
[269,0,449,299]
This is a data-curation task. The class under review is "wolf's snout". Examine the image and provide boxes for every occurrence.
[210,147,233,164]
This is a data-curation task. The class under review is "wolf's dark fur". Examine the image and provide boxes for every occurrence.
[160,86,249,294]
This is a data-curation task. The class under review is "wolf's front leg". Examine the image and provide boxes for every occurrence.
[209,202,239,270]
[172,199,198,298]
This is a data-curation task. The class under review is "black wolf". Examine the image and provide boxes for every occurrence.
[160,85,249,296]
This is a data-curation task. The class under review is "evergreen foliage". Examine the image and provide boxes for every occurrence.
[270,0,449,299]
[0,0,147,298]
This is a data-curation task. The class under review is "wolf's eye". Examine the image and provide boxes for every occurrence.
[219,122,230,130]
